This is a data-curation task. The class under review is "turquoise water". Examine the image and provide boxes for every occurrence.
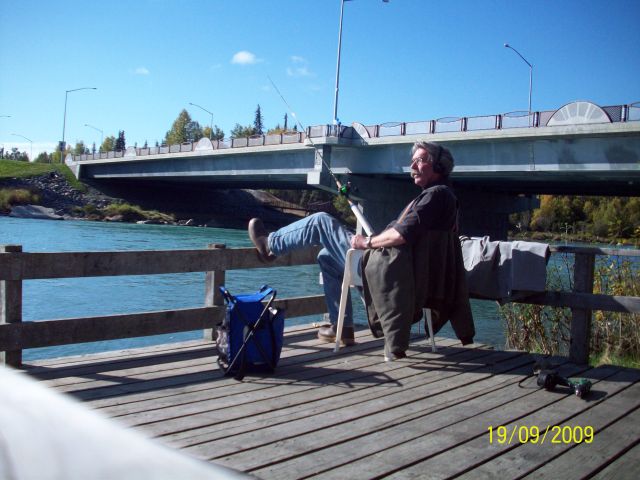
[0,216,503,359]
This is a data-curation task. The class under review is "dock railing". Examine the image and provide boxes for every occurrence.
[0,244,326,368]
[1,244,639,367]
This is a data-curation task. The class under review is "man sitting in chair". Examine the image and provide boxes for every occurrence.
[248,141,474,360]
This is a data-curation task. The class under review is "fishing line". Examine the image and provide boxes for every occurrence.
[267,75,374,235]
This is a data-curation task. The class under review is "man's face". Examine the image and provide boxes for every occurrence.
[410,147,437,188]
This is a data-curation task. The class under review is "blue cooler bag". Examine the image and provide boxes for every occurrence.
[216,285,285,380]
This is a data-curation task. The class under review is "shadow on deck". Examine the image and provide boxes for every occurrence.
[19,324,640,479]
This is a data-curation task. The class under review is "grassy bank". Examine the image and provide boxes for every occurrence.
[0,159,85,191]
[0,159,174,223]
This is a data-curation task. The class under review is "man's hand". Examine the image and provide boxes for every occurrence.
[351,234,369,250]
[350,228,406,250]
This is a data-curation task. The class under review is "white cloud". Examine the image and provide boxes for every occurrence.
[231,51,260,65]
[134,66,150,75]
[286,56,314,77]
[286,66,313,78]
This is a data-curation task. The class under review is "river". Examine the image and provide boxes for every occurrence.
[0,216,504,360]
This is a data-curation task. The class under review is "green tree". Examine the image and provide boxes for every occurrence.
[115,131,126,151]
[101,136,116,152]
[74,142,87,155]
[254,104,264,135]
[165,109,203,144]
[230,123,255,138]
[202,125,225,141]
[34,152,52,163]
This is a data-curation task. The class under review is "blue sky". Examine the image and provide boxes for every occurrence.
[1,0,639,158]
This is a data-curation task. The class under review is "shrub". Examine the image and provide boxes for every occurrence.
[0,188,40,212]
[500,251,640,367]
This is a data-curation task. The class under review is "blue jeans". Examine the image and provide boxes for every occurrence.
[268,212,354,327]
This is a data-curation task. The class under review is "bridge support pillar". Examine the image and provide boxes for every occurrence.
[456,189,539,240]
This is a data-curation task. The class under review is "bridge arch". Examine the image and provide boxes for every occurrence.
[547,101,611,126]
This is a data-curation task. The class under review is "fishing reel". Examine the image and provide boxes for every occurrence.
[338,181,352,198]
[536,370,592,398]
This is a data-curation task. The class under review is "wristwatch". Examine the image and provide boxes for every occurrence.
[365,236,373,249]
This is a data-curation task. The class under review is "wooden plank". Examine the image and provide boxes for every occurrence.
[523,395,640,479]
[250,363,593,480]
[512,291,640,314]
[163,342,488,450]
[1,244,22,366]
[0,307,223,350]
[550,245,640,257]
[0,246,322,280]
[204,243,226,341]
[0,295,326,351]
[570,252,595,364]
[173,351,534,462]
[115,340,486,434]
[202,352,549,475]
[590,442,640,480]
[413,368,640,480]
[49,328,384,400]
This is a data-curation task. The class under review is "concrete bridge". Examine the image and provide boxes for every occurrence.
[68,101,640,238]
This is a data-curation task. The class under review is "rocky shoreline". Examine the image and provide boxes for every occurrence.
[1,172,303,229]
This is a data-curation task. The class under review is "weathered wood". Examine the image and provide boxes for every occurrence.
[204,243,226,341]
[550,245,640,257]
[570,252,596,364]
[0,246,322,280]
[0,295,326,351]
[14,331,640,479]
[1,245,22,367]
[509,291,640,314]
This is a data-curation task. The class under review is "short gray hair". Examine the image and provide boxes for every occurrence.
[411,141,454,176]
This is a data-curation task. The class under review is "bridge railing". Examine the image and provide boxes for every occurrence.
[1,244,638,367]
[71,101,638,162]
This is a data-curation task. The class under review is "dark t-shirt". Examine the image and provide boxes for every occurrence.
[387,180,458,245]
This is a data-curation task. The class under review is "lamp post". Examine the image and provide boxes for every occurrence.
[504,43,533,126]
[333,0,389,126]
[61,87,96,162]
[11,133,33,160]
[189,102,214,139]
[84,123,104,150]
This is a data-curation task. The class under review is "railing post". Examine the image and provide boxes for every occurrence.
[1,245,23,367]
[569,252,595,364]
[204,243,226,341]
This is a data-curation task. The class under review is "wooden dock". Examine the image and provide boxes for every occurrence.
[22,324,640,479]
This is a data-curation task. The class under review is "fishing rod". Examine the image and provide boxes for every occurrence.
[267,76,374,236]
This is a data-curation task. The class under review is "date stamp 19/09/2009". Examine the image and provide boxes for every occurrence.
[487,425,594,445]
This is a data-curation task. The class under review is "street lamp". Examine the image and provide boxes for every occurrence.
[504,43,533,126]
[189,102,214,140]
[333,0,389,126]
[11,133,33,160]
[84,123,104,150]
[61,87,96,162]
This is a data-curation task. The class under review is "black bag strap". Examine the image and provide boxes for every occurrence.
[224,291,277,380]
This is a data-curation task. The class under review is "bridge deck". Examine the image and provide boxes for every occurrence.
[23,324,640,479]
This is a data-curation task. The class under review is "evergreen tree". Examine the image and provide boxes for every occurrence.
[230,123,255,138]
[254,104,264,135]
[203,125,225,141]
[284,113,288,130]
[115,131,126,151]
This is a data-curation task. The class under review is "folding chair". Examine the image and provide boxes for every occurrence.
[335,248,437,353]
